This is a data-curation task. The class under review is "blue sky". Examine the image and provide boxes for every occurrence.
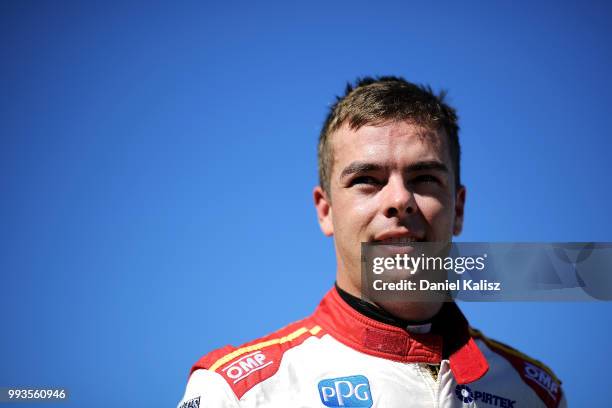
[1,1,611,406]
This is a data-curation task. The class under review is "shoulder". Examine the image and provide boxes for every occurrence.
[470,327,565,408]
[189,316,325,400]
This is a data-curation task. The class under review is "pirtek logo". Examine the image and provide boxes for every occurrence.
[454,385,516,407]
[524,362,559,398]
[221,351,272,384]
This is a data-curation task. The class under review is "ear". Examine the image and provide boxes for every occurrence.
[313,186,334,236]
[453,185,466,236]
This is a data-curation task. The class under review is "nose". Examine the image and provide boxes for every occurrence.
[383,175,416,218]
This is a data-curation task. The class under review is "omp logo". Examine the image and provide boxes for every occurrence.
[318,375,372,407]
[524,362,559,398]
[455,385,516,407]
[221,351,272,384]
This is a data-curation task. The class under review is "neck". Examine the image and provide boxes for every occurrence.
[335,279,443,323]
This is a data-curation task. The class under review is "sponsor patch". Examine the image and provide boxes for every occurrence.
[221,350,273,384]
[318,375,373,407]
[455,385,474,404]
[178,396,200,408]
[455,385,516,407]
[523,362,560,399]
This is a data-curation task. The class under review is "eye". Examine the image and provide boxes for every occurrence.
[412,174,440,184]
[350,176,382,186]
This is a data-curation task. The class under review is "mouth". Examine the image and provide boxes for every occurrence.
[370,233,425,257]
[374,236,423,245]
[372,231,425,244]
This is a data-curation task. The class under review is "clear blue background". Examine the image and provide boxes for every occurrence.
[1,1,611,406]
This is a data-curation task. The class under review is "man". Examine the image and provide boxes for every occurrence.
[177,77,565,407]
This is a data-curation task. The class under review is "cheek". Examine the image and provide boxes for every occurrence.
[416,195,454,230]
[333,195,379,234]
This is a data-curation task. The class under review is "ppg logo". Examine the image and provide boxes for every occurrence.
[318,375,373,407]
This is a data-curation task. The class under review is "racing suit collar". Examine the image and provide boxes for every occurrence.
[335,283,434,330]
[312,287,489,384]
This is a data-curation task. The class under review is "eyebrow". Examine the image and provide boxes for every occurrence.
[340,162,385,179]
[406,161,449,174]
[339,160,449,179]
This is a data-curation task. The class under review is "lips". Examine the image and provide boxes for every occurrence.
[373,231,425,244]
[375,236,421,244]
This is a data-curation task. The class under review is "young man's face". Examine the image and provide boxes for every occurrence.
[314,120,466,297]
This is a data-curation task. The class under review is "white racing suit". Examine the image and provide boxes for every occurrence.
[178,287,565,407]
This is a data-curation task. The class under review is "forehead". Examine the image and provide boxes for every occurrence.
[330,121,451,171]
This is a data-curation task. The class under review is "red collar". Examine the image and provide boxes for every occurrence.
[312,287,489,384]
